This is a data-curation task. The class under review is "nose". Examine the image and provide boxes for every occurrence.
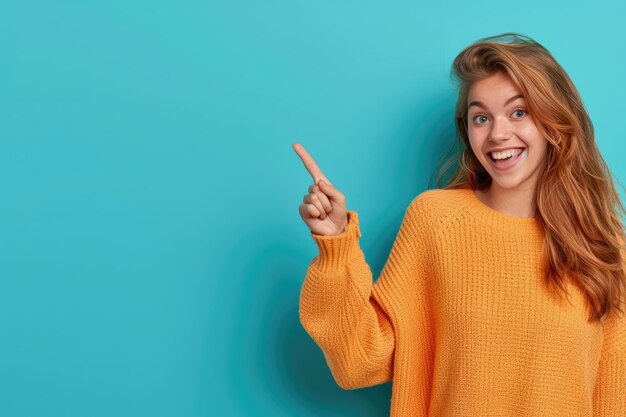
[490,116,513,142]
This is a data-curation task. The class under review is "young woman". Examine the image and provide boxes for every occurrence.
[293,33,625,416]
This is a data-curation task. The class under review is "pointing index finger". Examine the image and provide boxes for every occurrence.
[292,143,330,185]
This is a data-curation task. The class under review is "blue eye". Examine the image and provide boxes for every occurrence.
[473,115,488,124]
[471,109,527,125]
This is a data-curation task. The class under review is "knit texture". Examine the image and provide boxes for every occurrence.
[299,185,626,416]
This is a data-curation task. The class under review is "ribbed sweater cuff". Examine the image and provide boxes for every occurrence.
[310,210,362,272]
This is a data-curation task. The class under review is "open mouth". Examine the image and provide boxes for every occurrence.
[489,148,524,161]
[488,148,526,170]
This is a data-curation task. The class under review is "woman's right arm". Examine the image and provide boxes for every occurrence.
[300,201,427,390]
[292,142,430,389]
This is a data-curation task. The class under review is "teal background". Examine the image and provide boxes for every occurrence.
[1,1,625,416]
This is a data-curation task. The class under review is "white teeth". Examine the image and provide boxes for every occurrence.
[491,148,523,160]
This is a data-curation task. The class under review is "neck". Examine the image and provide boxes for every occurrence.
[476,183,537,218]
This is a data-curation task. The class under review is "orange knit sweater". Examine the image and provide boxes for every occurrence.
[299,186,626,416]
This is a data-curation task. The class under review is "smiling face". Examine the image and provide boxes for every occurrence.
[467,70,549,194]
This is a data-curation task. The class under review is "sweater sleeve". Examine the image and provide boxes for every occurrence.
[298,197,430,390]
[592,308,626,416]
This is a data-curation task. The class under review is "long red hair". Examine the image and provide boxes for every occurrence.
[435,32,626,323]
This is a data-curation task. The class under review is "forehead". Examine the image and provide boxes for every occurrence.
[468,71,522,102]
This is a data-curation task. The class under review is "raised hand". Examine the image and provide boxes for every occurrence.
[293,143,349,236]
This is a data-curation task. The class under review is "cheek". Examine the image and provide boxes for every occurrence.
[525,131,548,153]
[467,132,484,155]
[536,142,549,163]
[520,122,543,142]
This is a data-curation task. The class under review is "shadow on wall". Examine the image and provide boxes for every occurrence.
[219,231,393,416]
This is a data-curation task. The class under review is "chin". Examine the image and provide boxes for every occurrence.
[490,175,530,190]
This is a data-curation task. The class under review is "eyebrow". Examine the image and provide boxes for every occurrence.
[468,94,524,110]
